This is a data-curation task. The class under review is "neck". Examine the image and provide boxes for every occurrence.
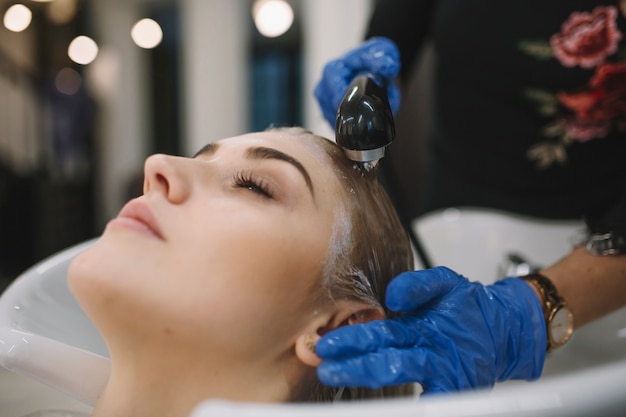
[92,344,300,417]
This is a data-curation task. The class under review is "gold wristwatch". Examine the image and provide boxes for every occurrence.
[522,273,574,352]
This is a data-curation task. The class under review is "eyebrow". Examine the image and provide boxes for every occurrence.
[194,142,315,197]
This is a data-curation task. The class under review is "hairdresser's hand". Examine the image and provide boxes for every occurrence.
[316,266,547,394]
[314,37,401,127]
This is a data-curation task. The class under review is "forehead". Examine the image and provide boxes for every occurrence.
[203,131,332,168]
[226,131,328,157]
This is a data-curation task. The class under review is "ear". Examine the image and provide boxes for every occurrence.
[295,300,385,367]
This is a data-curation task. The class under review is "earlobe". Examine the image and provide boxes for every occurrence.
[295,333,322,367]
[294,303,385,368]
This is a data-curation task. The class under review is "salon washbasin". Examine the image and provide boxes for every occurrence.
[1,208,625,416]
[0,238,110,406]
[190,358,626,416]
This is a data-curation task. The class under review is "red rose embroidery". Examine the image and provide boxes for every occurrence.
[550,6,622,68]
[558,62,626,129]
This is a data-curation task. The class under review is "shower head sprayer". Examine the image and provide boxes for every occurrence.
[335,74,396,173]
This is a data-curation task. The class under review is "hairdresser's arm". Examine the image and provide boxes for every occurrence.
[541,245,626,328]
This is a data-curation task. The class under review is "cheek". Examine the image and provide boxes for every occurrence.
[179,205,333,288]
[158,254,323,354]
[166,214,333,345]
[176,223,327,312]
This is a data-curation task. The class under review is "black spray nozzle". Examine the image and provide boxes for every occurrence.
[335,75,395,171]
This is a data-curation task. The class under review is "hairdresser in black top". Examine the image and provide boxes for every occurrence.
[313,0,626,394]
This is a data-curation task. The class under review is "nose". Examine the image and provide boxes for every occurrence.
[143,154,191,204]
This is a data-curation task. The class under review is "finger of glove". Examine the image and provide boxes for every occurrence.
[315,318,427,359]
[343,37,401,80]
[316,348,419,389]
[317,346,459,391]
[386,266,468,312]
[317,321,486,392]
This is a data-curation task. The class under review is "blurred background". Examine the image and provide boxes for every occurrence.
[0,0,391,290]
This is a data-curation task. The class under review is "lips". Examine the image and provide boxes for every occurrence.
[111,199,164,240]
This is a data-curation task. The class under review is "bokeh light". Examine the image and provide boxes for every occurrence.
[253,0,294,38]
[3,4,32,32]
[131,18,163,49]
[55,67,82,95]
[68,35,99,65]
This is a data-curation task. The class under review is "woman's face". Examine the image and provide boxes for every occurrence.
[69,131,346,362]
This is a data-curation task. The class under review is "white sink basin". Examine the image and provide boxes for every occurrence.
[0,239,109,406]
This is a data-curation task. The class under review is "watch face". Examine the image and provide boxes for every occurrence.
[551,307,574,345]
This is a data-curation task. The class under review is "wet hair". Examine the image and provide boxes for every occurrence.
[269,127,415,401]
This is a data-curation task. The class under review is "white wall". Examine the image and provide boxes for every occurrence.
[301,0,373,139]
[179,0,249,156]
[86,0,149,227]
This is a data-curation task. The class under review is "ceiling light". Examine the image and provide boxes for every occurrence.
[3,4,32,32]
[130,18,163,49]
[253,0,294,38]
[68,35,99,65]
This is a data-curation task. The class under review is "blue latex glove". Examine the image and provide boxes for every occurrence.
[316,266,547,394]
[314,37,401,128]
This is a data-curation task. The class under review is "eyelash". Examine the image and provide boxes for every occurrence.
[232,171,273,199]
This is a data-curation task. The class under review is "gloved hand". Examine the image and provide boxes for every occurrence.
[314,37,401,128]
[316,266,547,394]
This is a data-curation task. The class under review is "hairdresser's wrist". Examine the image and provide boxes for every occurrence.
[520,273,574,352]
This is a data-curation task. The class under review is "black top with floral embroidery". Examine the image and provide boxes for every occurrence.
[367,0,626,233]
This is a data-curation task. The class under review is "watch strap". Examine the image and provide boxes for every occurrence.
[586,231,626,255]
[521,273,573,352]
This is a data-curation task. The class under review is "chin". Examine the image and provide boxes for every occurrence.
[67,238,130,311]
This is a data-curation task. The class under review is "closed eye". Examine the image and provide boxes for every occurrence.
[232,171,273,199]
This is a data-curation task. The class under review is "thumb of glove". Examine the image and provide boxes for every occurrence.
[386,267,466,312]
